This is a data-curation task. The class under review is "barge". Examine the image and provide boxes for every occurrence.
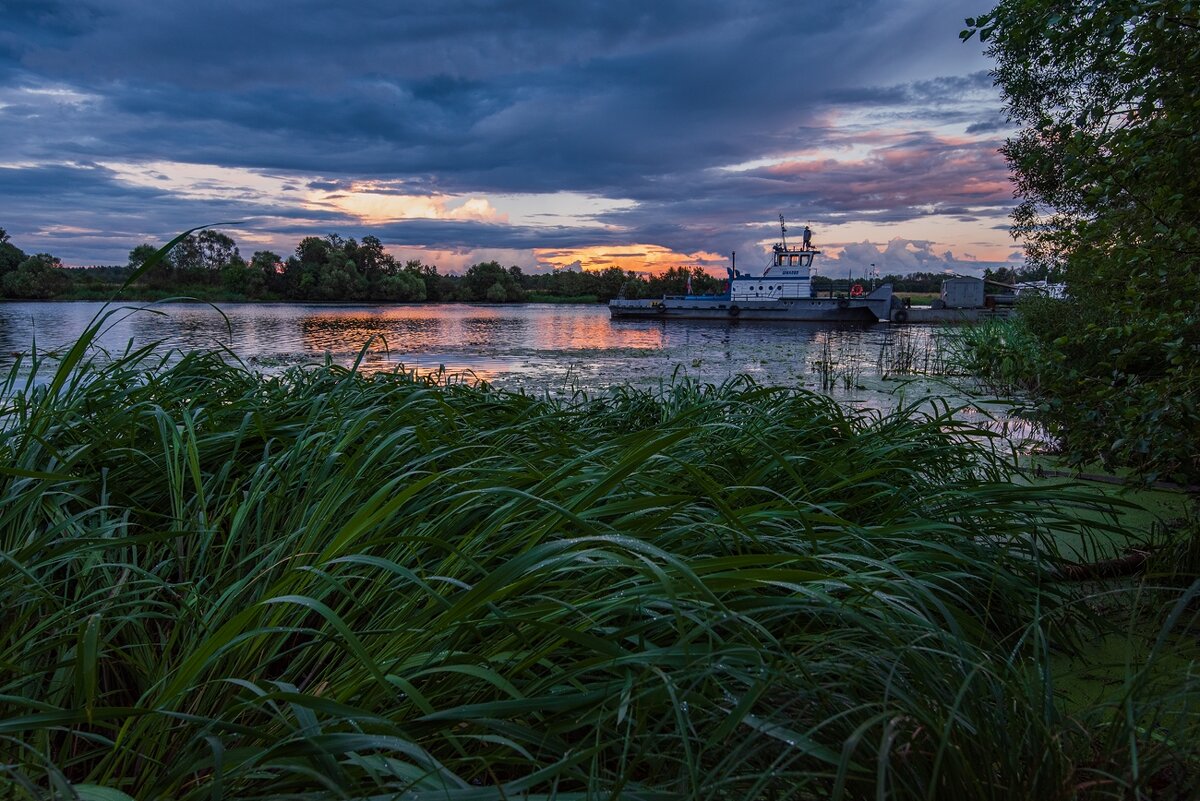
[609,218,896,324]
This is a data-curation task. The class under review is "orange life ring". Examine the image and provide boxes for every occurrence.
[850,283,864,297]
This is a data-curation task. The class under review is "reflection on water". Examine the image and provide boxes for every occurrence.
[0,300,1040,446]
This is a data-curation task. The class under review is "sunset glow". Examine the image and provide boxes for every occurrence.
[535,245,729,275]
[316,188,507,225]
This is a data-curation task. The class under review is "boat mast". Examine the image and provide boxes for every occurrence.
[779,214,788,250]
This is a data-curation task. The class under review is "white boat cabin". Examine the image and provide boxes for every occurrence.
[728,242,817,301]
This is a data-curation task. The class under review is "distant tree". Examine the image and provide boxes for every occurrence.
[163,229,239,286]
[197,230,239,271]
[294,236,330,266]
[170,234,204,273]
[128,242,172,288]
[0,230,28,278]
[617,275,651,300]
[281,234,370,300]
[250,250,282,273]
[219,254,266,297]
[419,263,457,302]
[401,259,440,302]
[507,266,526,301]
[595,267,633,301]
[461,261,524,302]
[315,253,367,300]
[375,270,426,301]
[1,254,70,298]
[250,250,284,295]
[646,266,710,297]
[357,235,398,280]
[127,243,160,269]
[284,237,332,299]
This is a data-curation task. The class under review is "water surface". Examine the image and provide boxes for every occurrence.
[0,300,1031,439]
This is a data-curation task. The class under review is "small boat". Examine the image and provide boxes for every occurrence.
[609,217,895,323]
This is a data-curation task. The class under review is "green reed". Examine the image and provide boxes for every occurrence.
[1,311,1197,800]
[949,317,1046,395]
[876,328,961,380]
[810,337,864,392]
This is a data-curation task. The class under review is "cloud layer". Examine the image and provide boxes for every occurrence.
[0,0,1018,274]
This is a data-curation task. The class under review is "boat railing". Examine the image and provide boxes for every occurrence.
[816,279,882,297]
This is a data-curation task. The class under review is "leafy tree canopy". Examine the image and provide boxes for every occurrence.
[1,254,69,299]
[0,236,27,276]
[964,1,1199,299]
[965,0,1200,481]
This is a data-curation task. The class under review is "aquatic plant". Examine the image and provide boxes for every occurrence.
[0,315,1197,799]
[810,336,864,392]
[874,328,961,380]
[950,316,1045,396]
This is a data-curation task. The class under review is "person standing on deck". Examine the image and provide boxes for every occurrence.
[802,225,812,249]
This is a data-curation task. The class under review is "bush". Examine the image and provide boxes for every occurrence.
[0,254,70,299]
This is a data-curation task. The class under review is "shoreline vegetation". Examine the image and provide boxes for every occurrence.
[1,310,1197,799]
[0,227,1050,306]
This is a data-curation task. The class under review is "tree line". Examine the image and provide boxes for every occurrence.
[0,227,1049,303]
[0,228,710,303]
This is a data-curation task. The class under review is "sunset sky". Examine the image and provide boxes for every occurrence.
[0,0,1019,276]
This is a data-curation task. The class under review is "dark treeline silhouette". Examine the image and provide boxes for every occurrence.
[0,227,1055,302]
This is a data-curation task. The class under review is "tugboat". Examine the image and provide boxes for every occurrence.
[608,217,895,323]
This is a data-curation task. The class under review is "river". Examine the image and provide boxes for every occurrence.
[0,300,1028,436]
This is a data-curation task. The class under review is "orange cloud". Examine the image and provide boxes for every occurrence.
[311,183,506,225]
[535,244,727,275]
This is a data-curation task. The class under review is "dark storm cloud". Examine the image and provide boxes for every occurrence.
[0,160,625,261]
[572,129,1014,258]
[966,116,1015,134]
[0,162,343,261]
[0,0,1008,265]
[364,220,634,251]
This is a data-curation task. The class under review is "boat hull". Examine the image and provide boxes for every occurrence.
[609,285,894,323]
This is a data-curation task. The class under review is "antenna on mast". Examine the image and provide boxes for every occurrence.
[779,214,788,249]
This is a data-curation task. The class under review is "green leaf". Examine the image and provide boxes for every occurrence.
[67,786,137,801]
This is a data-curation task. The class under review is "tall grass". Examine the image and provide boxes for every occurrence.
[875,329,959,380]
[950,317,1045,395]
[1,315,1197,799]
[810,337,864,391]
